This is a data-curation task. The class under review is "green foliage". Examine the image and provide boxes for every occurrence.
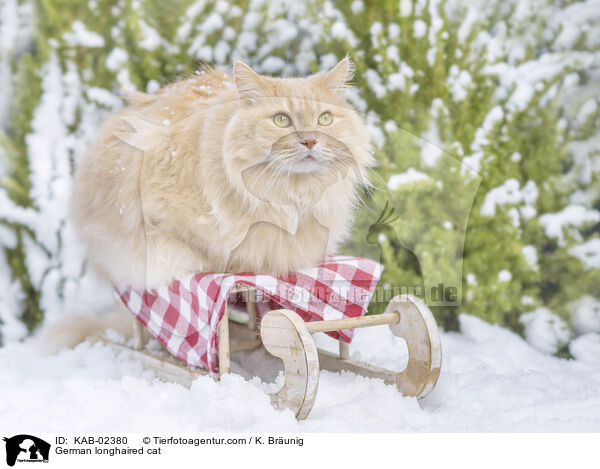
[325,0,600,340]
[1,0,598,351]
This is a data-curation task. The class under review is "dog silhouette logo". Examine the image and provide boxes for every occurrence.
[3,435,50,466]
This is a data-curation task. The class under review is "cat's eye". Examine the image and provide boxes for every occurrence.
[318,112,333,126]
[273,113,292,128]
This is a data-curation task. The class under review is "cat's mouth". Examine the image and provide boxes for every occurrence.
[289,152,324,173]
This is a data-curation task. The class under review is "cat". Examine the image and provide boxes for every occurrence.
[71,57,373,290]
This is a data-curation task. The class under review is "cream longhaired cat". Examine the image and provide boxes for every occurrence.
[72,58,373,290]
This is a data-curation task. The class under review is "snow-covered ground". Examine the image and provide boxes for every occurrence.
[2,314,599,432]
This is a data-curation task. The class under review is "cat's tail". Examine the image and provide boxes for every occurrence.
[36,307,133,354]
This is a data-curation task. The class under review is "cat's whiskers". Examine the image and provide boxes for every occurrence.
[250,160,278,186]
[331,147,356,164]
[260,165,280,197]
[322,158,370,210]
[247,151,293,194]
[322,149,347,172]
[263,158,289,196]
[328,149,373,210]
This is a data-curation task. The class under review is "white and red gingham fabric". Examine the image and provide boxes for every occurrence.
[115,255,382,375]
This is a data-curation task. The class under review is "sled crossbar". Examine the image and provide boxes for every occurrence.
[306,312,400,334]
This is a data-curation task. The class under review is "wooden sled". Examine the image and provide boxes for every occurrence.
[98,291,442,420]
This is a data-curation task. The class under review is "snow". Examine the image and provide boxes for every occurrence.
[86,87,123,110]
[520,308,570,354]
[0,243,26,342]
[365,69,386,99]
[260,56,286,73]
[498,269,512,282]
[549,0,600,50]
[146,79,160,94]
[388,63,415,91]
[576,98,597,126]
[463,105,504,173]
[506,83,535,112]
[569,238,600,270]
[63,20,105,48]
[413,20,427,39]
[448,66,472,101]
[568,133,600,184]
[457,10,478,44]
[521,245,538,270]
[0,51,118,339]
[2,313,599,431]
[0,58,10,130]
[569,333,600,364]
[214,40,231,64]
[571,295,600,336]
[25,56,75,262]
[370,22,383,48]
[521,180,539,205]
[0,188,38,228]
[387,168,430,190]
[480,178,521,216]
[116,68,136,93]
[399,0,412,17]
[1,0,599,431]
[386,45,400,64]
[480,179,538,222]
[201,12,225,34]
[0,0,25,129]
[105,48,128,72]
[539,205,600,246]
[331,21,348,40]
[350,0,364,14]
[419,102,446,167]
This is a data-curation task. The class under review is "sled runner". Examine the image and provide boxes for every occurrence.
[99,256,442,420]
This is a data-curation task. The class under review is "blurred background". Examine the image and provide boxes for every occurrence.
[0,0,598,357]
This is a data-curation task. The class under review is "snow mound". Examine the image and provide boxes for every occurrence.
[2,314,600,432]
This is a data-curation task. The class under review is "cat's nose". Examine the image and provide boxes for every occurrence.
[300,139,317,150]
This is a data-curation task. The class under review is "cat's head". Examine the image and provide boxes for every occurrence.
[223,58,373,204]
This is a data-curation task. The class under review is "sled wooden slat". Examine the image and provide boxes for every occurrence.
[338,341,350,359]
[246,290,258,331]
[317,349,398,384]
[386,295,442,398]
[217,312,231,377]
[96,338,208,387]
[132,320,144,350]
[306,312,400,333]
[260,309,320,420]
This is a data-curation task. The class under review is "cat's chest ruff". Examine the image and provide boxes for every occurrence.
[223,203,328,249]
[253,204,300,236]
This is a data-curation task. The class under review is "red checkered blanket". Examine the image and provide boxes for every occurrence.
[115,255,382,374]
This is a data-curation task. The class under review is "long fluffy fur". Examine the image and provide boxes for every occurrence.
[72,58,373,290]
[36,308,133,354]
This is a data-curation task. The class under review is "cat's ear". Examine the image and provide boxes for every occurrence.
[321,56,355,93]
[233,60,273,102]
